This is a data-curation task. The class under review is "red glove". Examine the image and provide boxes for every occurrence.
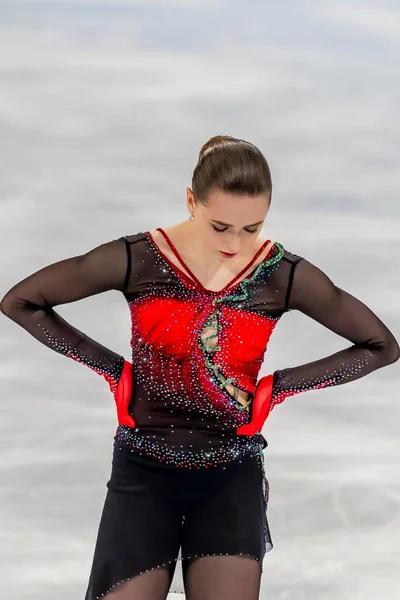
[236,374,274,436]
[104,360,136,428]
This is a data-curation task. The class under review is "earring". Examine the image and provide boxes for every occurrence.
[189,214,194,221]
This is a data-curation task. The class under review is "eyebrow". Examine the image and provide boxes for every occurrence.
[210,219,264,228]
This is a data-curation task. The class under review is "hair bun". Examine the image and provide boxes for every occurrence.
[192,134,272,204]
[198,135,235,161]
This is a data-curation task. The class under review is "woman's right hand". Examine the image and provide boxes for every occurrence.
[236,374,274,436]
[113,360,136,428]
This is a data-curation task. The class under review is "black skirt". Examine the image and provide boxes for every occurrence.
[84,444,273,599]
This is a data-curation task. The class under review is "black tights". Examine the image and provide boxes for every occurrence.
[103,555,262,600]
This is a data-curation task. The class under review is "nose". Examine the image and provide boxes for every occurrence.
[222,233,242,254]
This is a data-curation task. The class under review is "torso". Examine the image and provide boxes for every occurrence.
[149,224,276,408]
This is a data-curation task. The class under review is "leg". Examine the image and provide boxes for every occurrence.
[180,455,269,600]
[183,555,262,600]
[85,449,183,600]
[103,562,177,600]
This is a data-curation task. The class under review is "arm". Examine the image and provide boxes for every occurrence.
[0,238,135,426]
[237,257,399,435]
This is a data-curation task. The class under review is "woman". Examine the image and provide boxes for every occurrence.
[1,135,399,600]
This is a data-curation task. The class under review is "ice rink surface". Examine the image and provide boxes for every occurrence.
[1,1,399,598]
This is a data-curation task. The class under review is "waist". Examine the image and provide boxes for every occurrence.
[114,425,267,470]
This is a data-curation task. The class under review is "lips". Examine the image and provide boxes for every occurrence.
[220,251,237,258]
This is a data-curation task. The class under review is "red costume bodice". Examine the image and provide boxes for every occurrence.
[1,229,398,469]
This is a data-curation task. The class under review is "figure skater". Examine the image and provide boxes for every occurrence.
[1,135,399,600]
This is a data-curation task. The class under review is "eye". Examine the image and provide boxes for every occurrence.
[211,224,259,234]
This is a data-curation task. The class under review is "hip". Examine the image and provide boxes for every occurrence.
[108,443,268,509]
[114,424,267,470]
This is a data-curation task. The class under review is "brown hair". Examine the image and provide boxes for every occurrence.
[191,135,272,205]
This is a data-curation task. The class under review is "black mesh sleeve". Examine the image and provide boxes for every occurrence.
[270,257,400,410]
[0,237,130,393]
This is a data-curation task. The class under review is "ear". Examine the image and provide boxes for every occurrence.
[186,187,195,213]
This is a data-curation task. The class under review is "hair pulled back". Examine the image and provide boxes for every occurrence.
[191,135,272,205]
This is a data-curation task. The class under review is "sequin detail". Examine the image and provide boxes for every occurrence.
[124,238,286,453]
[115,425,266,469]
[270,354,373,410]
[212,242,284,306]
[258,448,270,547]
[91,551,270,599]
[198,307,250,411]
[41,326,124,392]
[4,228,393,477]
[196,242,285,412]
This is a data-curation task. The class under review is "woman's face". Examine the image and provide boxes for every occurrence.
[186,188,271,259]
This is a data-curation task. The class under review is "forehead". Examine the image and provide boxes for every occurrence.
[203,191,270,219]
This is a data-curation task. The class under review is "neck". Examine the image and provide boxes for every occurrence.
[177,221,223,268]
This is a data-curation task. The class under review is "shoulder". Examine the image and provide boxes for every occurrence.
[276,243,334,284]
[116,231,148,245]
[273,242,304,267]
[267,243,333,312]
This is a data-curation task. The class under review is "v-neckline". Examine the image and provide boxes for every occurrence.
[145,227,275,294]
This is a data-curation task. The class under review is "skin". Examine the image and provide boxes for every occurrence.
[150,186,274,408]
[151,187,273,288]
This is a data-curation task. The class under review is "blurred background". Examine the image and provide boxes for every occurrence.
[1,0,399,598]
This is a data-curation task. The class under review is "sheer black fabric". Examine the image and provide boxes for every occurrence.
[0,238,129,391]
[95,555,261,600]
[100,566,176,600]
[1,231,398,420]
[270,254,400,409]
[2,230,399,600]
[181,555,262,600]
[84,448,268,599]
